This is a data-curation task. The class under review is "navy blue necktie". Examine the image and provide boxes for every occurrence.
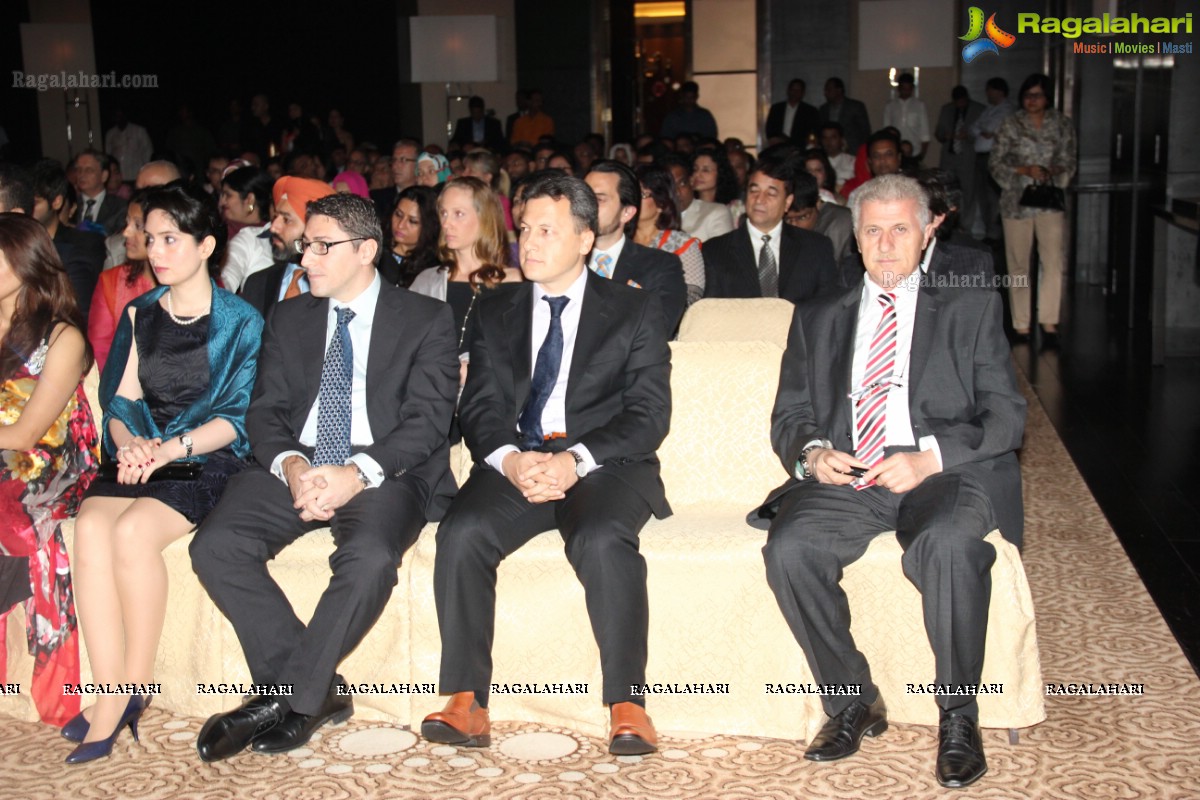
[518,295,570,450]
[312,306,356,466]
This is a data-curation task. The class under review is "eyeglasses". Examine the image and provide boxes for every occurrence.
[293,237,366,255]
[394,157,417,164]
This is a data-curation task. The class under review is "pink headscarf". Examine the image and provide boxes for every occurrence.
[331,170,370,198]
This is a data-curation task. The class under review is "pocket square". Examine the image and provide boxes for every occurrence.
[625,280,642,289]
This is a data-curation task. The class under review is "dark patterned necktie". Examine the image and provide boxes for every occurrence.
[758,234,778,297]
[517,295,570,450]
[312,307,356,466]
[83,198,96,224]
[854,292,897,489]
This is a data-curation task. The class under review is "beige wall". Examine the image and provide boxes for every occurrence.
[25,0,99,164]
[415,0,518,150]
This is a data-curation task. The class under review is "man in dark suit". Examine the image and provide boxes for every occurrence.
[753,175,1025,788]
[240,177,335,318]
[450,96,505,150]
[30,159,105,318]
[191,193,459,762]
[765,78,822,147]
[934,87,986,227]
[71,150,128,236]
[421,173,671,757]
[703,155,837,303]
[583,160,687,335]
[819,77,872,153]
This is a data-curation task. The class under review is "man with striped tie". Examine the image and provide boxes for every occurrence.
[750,174,1025,788]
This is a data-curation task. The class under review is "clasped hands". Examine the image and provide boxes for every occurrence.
[807,447,939,494]
[283,455,364,522]
[115,436,184,484]
[503,450,578,504]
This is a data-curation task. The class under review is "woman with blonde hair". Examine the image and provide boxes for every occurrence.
[409,177,521,383]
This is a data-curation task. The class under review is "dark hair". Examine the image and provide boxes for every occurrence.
[468,95,485,110]
[635,164,683,231]
[1019,73,1053,105]
[393,138,422,153]
[896,73,915,85]
[547,149,577,174]
[918,168,961,239]
[788,78,806,92]
[826,77,845,92]
[951,85,969,101]
[867,129,902,153]
[389,185,441,285]
[122,187,156,288]
[0,163,35,213]
[0,213,92,379]
[692,147,740,204]
[818,121,845,139]
[306,192,384,266]
[680,81,700,95]
[586,159,642,234]
[752,154,799,198]
[141,184,228,279]
[31,159,69,206]
[986,77,1009,95]
[523,172,598,235]
[221,166,273,224]
[658,153,693,173]
[790,171,820,211]
[802,147,837,193]
[72,148,112,173]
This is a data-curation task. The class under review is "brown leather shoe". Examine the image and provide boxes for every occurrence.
[609,702,657,755]
[421,692,491,747]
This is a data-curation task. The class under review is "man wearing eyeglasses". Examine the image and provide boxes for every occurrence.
[751,175,1025,788]
[192,192,459,762]
[370,138,422,222]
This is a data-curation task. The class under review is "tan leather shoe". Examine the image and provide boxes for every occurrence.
[421,692,491,747]
[609,701,657,755]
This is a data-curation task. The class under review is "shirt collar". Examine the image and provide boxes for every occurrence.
[82,188,106,205]
[330,270,382,316]
[534,264,589,306]
[748,219,783,241]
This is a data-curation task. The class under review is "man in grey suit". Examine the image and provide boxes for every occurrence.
[752,175,1025,789]
[192,193,459,762]
[819,77,872,153]
[934,87,986,232]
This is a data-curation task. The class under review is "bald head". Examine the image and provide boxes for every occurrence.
[136,160,182,189]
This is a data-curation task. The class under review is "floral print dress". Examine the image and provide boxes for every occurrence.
[0,339,99,725]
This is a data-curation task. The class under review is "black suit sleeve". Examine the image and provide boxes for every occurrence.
[811,235,838,297]
[247,308,301,469]
[361,301,459,476]
[770,304,823,474]
[641,249,687,335]
[458,297,521,464]
[765,103,784,140]
[576,291,672,464]
[58,232,105,319]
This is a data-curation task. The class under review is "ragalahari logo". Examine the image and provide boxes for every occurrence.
[960,8,1016,62]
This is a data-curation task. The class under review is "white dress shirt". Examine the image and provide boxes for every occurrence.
[484,267,599,477]
[882,96,931,145]
[748,220,783,270]
[270,272,386,487]
[849,254,942,467]
[782,103,798,138]
[221,223,273,293]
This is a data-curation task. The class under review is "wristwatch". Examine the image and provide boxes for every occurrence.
[352,463,372,490]
[179,433,194,458]
[798,439,833,480]
[568,450,588,479]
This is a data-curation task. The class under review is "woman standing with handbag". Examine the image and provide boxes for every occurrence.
[990,73,1077,345]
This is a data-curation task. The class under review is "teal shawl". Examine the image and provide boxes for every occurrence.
[98,282,263,461]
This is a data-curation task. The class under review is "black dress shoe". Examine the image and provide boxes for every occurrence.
[1040,330,1059,349]
[936,712,988,788]
[252,686,353,754]
[803,696,888,762]
[196,696,287,763]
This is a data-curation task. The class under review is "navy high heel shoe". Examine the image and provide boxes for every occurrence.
[61,695,150,743]
[64,695,146,764]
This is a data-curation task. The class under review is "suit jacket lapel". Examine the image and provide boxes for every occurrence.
[299,295,328,417]
[567,272,613,412]
[907,284,940,398]
[737,224,758,289]
[831,290,860,441]
[504,284,534,409]
[365,286,403,410]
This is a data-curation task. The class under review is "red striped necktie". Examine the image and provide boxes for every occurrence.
[854,292,897,489]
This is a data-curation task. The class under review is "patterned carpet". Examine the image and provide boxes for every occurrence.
[3,380,1199,799]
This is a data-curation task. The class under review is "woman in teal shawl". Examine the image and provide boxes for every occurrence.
[65,185,262,764]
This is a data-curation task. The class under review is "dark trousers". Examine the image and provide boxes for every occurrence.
[433,467,653,706]
[763,471,997,718]
[190,467,426,716]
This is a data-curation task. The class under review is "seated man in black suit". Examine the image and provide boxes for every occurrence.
[421,173,672,756]
[703,155,837,303]
[583,160,687,335]
[753,175,1026,788]
[239,177,334,318]
[191,193,459,762]
[30,159,106,318]
[765,78,821,147]
[450,96,505,150]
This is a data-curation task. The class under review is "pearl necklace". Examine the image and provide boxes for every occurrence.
[165,290,210,326]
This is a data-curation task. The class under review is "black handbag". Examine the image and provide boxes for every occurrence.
[95,461,203,482]
[1019,179,1065,211]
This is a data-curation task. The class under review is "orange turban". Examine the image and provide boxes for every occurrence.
[273,177,334,220]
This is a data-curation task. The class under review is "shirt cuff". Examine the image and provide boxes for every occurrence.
[918,435,943,471]
[568,444,600,475]
[271,450,309,483]
[347,453,386,489]
[486,445,521,476]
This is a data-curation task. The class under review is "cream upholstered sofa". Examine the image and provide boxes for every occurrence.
[2,315,1045,743]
